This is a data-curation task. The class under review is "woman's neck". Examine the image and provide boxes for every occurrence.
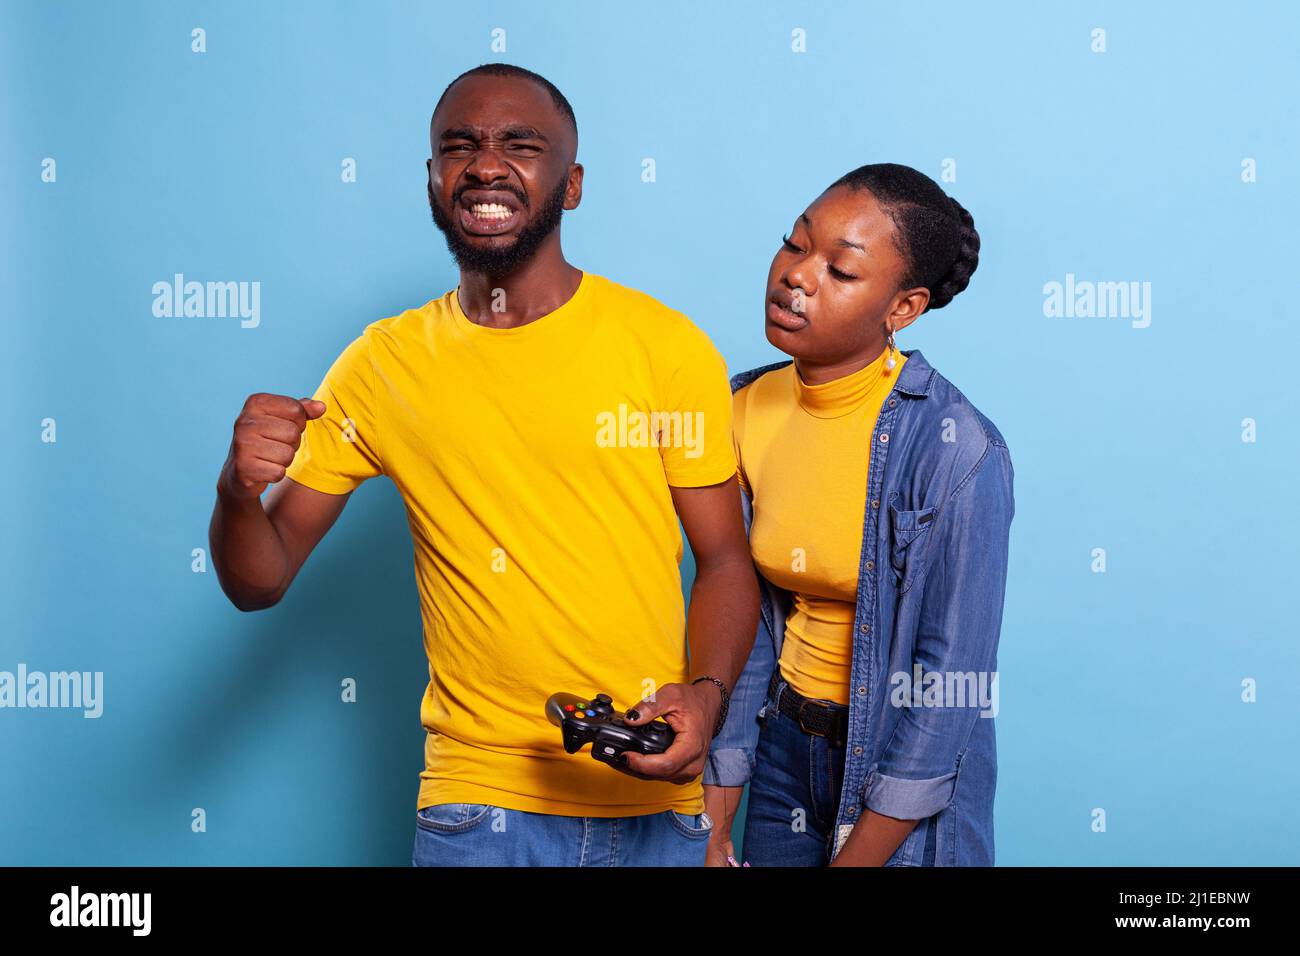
[794,341,889,386]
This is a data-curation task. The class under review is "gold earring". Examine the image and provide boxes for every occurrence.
[885,324,897,370]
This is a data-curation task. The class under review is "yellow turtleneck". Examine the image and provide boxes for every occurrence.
[732,347,908,705]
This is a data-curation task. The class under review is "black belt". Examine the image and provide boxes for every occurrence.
[768,671,850,747]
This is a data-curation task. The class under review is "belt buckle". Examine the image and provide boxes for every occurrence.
[796,699,827,738]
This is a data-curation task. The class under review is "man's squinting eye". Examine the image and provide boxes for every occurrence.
[441,141,543,156]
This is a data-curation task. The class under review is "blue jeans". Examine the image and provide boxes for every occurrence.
[741,687,848,866]
[411,802,713,866]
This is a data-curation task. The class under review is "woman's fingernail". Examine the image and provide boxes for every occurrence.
[625,709,640,720]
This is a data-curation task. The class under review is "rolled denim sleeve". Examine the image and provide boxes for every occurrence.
[704,590,775,787]
[864,441,1014,820]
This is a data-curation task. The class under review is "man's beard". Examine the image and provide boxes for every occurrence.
[429,174,569,275]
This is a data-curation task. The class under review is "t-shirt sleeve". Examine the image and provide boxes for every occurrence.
[657,318,738,488]
[284,329,383,494]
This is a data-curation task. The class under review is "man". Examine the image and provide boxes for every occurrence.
[208,63,759,866]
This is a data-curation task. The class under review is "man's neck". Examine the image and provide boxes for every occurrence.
[457,247,583,330]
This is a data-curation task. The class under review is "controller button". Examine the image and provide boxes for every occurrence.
[573,712,585,719]
[585,710,596,717]
[564,704,575,711]
[595,694,612,704]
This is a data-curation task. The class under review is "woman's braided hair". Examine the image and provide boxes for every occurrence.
[828,163,980,312]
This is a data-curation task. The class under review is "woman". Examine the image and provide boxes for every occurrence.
[702,163,1014,866]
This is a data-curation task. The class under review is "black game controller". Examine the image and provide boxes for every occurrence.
[545,692,675,766]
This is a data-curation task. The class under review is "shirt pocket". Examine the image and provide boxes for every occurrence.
[887,496,937,596]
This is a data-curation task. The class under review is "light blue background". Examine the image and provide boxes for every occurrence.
[3,0,1297,865]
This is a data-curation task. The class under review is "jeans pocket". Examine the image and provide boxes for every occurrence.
[666,809,715,840]
[415,802,493,834]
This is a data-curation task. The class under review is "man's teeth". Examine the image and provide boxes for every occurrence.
[470,203,513,220]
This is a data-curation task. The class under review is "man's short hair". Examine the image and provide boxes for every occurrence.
[431,63,577,138]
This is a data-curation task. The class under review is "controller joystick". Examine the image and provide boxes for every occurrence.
[545,691,675,767]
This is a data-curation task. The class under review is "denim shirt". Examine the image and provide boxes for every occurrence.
[704,348,1014,866]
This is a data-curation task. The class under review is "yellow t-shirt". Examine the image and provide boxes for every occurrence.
[285,271,736,816]
[733,348,907,705]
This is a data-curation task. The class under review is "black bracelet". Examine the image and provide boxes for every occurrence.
[692,676,730,738]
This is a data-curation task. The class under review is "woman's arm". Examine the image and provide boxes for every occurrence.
[829,810,920,866]
[842,440,1014,863]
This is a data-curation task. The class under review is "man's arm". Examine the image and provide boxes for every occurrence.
[672,479,761,698]
[619,478,760,783]
[700,483,772,865]
[209,393,351,611]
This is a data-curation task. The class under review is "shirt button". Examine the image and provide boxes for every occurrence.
[871,499,879,509]
[853,746,863,755]
[879,433,889,443]
[847,806,858,816]
[888,399,897,407]
[857,686,867,696]
[859,623,869,634]
[865,560,874,571]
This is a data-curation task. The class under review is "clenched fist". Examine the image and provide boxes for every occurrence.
[218,393,326,501]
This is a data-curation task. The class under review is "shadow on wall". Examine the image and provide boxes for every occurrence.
[142,479,427,865]
[119,485,706,865]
